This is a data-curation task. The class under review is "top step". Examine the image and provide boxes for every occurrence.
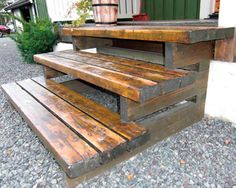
[34,50,195,103]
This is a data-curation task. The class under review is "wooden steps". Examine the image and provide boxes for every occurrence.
[34,50,196,103]
[1,78,149,178]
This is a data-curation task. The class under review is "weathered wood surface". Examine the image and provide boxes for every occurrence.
[66,100,203,187]
[1,83,100,178]
[2,78,149,178]
[34,51,194,103]
[62,25,234,44]
[33,76,148,145]
[214,38,235,62]
[97,47,164,65]
[165,42,214,69]
[43,66,64,79]
[73,36,112,50]
[120,69,209,121]
[18,79,127,159]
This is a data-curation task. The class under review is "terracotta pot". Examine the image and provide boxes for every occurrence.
[92,0,118,26]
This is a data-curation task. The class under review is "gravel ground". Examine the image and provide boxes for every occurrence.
[0,37,236,188]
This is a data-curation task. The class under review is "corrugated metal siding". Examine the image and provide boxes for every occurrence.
[35,0,49,20]
[143,0,200,20]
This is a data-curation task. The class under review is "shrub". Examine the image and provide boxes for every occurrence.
[12,18,58,63]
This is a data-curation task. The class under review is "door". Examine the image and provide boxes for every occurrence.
[142,0,201,20]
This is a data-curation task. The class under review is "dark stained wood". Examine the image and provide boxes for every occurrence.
[34,53,160,102]
[73,36,112,50]
[65,101,203,186]
[120,70,209,121]
[56,50,196,91]
[112,39,164,53]
[97,47,164,65]
[215,38,235,62]
[62,26,234,44]
[1,83,100,178]
[66,50,184,76]
[43,66,64,79]
[35,52,195,103]
[165,42,214,69]
[18,79,127,160]
[53,50,190,82]
[182,61,210,72]
[32,76,149,146]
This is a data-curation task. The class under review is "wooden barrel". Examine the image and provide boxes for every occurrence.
[92,0,118,26]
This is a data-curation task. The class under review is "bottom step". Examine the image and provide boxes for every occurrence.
[1,77,149,178]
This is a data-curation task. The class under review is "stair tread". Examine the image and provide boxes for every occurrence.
[34,50,195,102]
[1,78,149,178]
[1,83,99,178]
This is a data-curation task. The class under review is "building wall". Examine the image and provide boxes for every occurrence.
[142,0,201,20]
[12,9,23,30]
[45,0,140,22]
[200,0,216,19]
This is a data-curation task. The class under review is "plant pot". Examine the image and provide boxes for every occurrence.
[133,13,150,21]
[92,0,118,26]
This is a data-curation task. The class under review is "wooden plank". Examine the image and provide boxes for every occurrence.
[112,39,164,53]
[43,66,64,79]
[120,70,209,121]
[62,26,235,44]
[165,41,214,69]
[52,50,196,97]
[66,101,203,186]
[53,51,186,81]
[1,83,99,178]
[34,53,160,102]
[63,50,188,77]
[97,47,164,65]
[214,38,235,62]
[32,76,149,146]
[73,36,112,50]
[17,79,127,160]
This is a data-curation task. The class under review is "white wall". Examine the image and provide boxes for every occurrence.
[12,9,23,31]
[45,0,140,22]
[200,0,215,19]
[218,0,236,27]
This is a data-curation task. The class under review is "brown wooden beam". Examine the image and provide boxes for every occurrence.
[165,42,213,69]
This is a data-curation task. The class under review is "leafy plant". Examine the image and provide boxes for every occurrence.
[10,16,58,63]
[70,0,93,26]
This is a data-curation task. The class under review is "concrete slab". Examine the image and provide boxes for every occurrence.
[205,60,236,126]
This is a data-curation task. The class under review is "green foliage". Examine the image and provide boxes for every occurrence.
[11,17,58,64]
[72,0,92,26]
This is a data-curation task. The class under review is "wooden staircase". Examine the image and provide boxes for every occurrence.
[2,77,148,178]
[2,50,197,179]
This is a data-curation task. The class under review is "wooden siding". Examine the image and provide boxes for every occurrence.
[35,0,49,20]
[142,0,200,20]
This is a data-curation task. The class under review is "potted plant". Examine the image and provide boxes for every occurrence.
[72,0,119,26]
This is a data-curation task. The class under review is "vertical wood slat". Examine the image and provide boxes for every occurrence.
[142,0,200,20]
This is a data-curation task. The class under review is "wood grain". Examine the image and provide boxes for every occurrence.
[1,83,99,178]
[165,42,214,69]
[120,70,209,121]
[215,38,235,62]
[62,26,234,44]
[43,66,64,79]
[32,76,149,147]
[18,79,127,160]
[34,53,160,102]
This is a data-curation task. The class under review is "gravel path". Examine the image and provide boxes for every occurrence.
[0,37,236,188]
